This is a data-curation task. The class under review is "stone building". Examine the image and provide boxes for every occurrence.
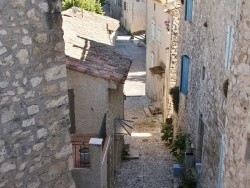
[145,0,180,123]
[109,0,146,34]
[176,0,250,187]
[62,8,132,188]
[0,1,75,187]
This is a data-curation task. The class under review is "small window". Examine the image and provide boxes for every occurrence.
[154,3,156,11]
[185,0,193,21]
[202,66,205,80]
[68,89,75,134]
[151,19,155,41]
[124,1,127,11]
[245,137,250,161]
[157,27,161,44]
[180,55,190,95]
[136,0,140,2]
[196,113,204,163]
[151,53,155,67]
[225,25,234,69]
[246,139,250,160]
[118,0,122,7]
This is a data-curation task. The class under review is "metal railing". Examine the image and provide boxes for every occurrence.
[98,113,106,149]
[72,141,90,168]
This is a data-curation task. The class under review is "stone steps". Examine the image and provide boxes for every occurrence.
[148,101,162,115]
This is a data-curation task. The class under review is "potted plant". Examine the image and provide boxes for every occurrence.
[185,135,195,168]
[79,145,90,164]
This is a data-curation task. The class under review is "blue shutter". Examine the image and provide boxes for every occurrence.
[180,56,190,95]
[185,0,193,21]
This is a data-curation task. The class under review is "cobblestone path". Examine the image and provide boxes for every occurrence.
[115,96,175,188]
[115,30,175,188]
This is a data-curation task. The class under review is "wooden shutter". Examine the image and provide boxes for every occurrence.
[68,89,75,134]
[180,55,190,95]
[185,0,193,21]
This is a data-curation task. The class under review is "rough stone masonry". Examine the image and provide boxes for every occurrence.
[0,0,75,187]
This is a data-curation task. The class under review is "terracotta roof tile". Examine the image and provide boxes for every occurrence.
[62,8,131,84]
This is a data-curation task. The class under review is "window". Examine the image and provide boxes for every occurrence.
[185,0,193,21]
[118,0,122,7]
[180,55,190,95]
[157,27,161,44]
[225,25,234,69]
[196,113,204,163]
[245,136,250,161]
[68,89,75,134]
[136,0,140,2]
[151,52,155,67]
[154,3,156,11]
[202,66,205,80]
[124,1,127,10]
[151,19,155,40]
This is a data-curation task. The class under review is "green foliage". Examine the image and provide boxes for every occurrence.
[121,148,130,160]
[79,146,89,153]
[169,128,191,163]
[100,0,107,5]
[161,124,173,145]
[169,128,186,163]
[62,0,104,14]
[178,168,197,188]
[127,29,132,36]
[170,86,180,113]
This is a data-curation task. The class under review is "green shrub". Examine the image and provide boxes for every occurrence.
[161,124,173,145]
[121,148,130,160]
[178,168,197,188]
[169,128,186,163]
[62,0,104,14]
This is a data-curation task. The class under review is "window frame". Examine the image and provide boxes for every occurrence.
[124,1,127,11]
[157,27,161,45]
[151,52,155,67]
[151,19,156,41]
[225,25,234,69]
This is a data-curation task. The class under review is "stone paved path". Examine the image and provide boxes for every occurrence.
[115,29,146,96]
[115,30,175,188]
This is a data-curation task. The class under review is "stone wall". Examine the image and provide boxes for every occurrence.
[176,0,250,187]
[0,1,75,187]
[164,0,181,120]
[223,0,250,187]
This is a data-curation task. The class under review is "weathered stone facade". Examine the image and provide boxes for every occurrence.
[146,0,181,124]
[164,0,181,120]
[177,0,250,187]
[0,1,75,187]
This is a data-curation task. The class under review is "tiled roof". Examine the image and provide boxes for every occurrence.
[62,8,131,84]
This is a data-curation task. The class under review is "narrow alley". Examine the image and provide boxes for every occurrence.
[115,30,175,188]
